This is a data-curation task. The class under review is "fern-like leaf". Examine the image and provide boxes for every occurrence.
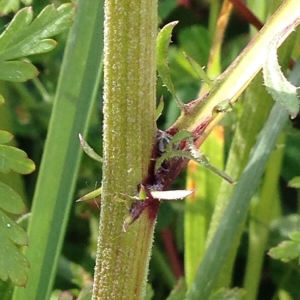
[0,4,75,82]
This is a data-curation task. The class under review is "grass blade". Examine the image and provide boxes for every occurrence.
[187,101,289,299]
[13,1,104,299]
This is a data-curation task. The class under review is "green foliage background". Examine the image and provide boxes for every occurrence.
[0,0,300,299]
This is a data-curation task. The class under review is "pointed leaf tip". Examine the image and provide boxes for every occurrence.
[79,133,103,163]
[76,187,102,202]
[157,21,185,110]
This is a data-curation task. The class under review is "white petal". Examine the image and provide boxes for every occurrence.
[150,190,194,200]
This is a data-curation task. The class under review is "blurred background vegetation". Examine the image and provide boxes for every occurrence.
[0,0,300,299]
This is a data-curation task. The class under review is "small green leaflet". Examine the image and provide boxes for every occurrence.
[76,187,102,203]
[0,138,35,174]
[0,181,25,214]
[0,130,13,144]
[288,176,300,189]
[0,99,33,286]
[157,21,185,110]
[0,212,29,286]
[0,0,32,15]
[268,231,300,263]
[0,128,35,174]
[77,134,102,203]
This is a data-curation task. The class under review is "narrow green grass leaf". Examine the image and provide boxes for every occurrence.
[209,287,246,300]
[263,34,300,118]
[187,101,289,299]
[243,133,285,300]
[205,74,274,289]
[185,128,224,288]
[12,0,104,298]
[157,21,184,110]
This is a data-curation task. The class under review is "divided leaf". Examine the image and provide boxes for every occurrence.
[268,231,300,263]
[0,98,33,286]
[0,3,75,82]
[0,181,26,214]
[0,0,32,15]
[0,60,38,82]
[0,181,29,286]
[0,144,35,174]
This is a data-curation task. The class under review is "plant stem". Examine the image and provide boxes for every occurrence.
[92,1,157,299]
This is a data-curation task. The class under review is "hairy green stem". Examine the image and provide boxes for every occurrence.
[92,1,157,299]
